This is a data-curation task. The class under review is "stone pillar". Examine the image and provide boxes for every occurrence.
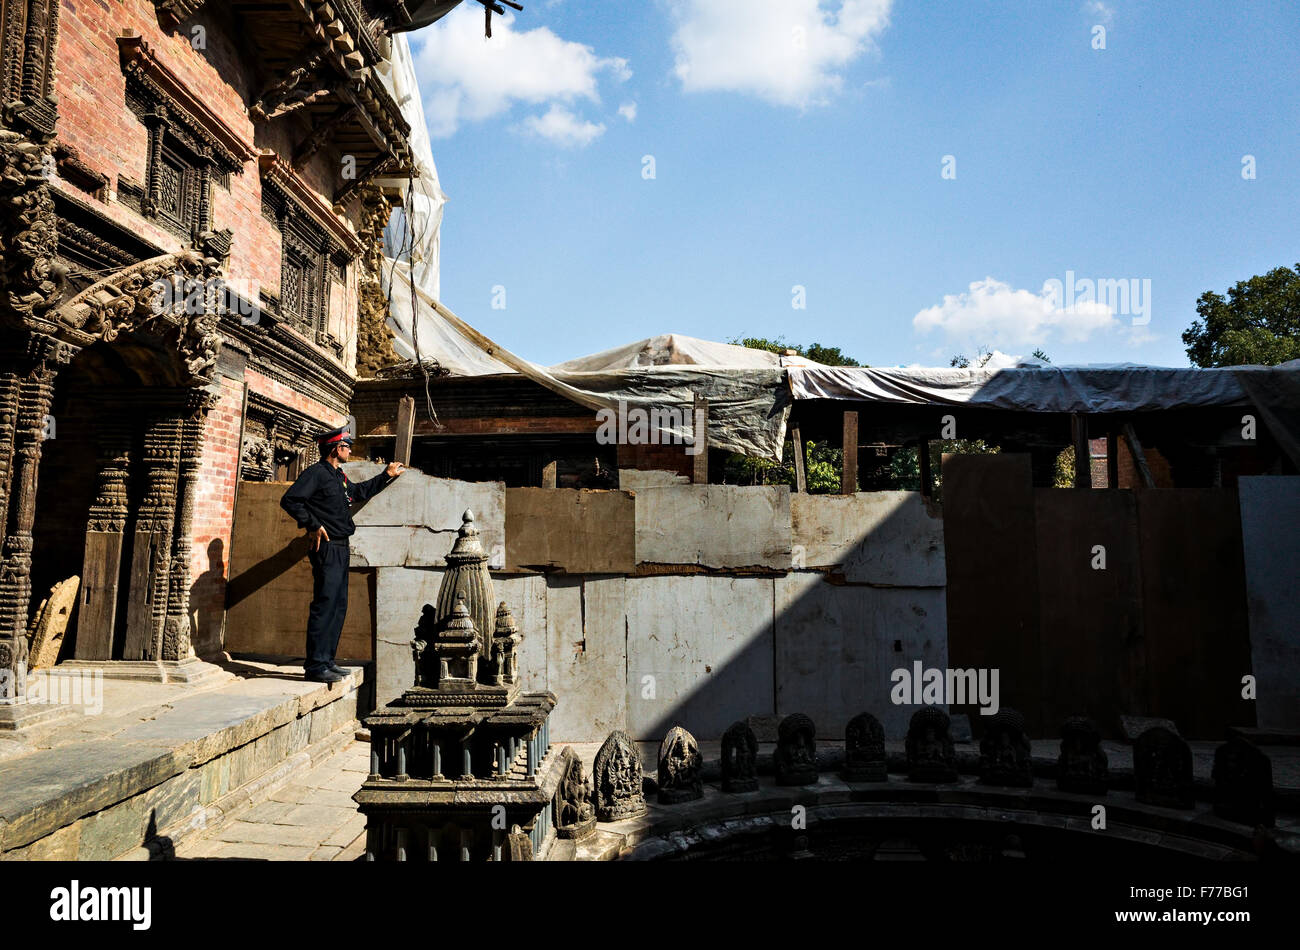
[0,334,67,685]
[76,415,134,660]
[123,400,182,660]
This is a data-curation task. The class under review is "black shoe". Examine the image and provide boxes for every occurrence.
[329,663,351,676]
[304,668,343,684]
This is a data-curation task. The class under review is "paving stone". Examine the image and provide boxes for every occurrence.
[321,813,366,848]
[281,803,357,829]
[268,784,317,805]
[211,819,332,848]
[241,800,298,824]
[203,841,317,861]
[309,845,344,861]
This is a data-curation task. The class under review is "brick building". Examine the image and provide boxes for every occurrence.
[0,0,438,705]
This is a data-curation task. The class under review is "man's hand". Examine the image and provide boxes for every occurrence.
[311,525,330,551]
[385,461,406,478]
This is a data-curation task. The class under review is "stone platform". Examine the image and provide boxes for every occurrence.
[0,657,370,860]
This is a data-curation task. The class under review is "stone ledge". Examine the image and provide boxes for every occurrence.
[0,662,368,856]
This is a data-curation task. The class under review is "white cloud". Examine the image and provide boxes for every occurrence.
[1084,1,1114,25]
[618,101,638,122]
[517,105,606,148]
[413,6,629,139]
[669,0,892,108]
[913,277,1119,349]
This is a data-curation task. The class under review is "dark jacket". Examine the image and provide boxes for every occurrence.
[280,460,394,541]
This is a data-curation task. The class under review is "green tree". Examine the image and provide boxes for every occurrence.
[1182,264,1300,367]
[724,439,842,493]
[731,336,863,367]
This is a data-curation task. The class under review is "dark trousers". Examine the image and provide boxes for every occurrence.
[305,541,349,674]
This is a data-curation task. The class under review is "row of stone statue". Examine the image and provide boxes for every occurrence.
[549,707,1274,841]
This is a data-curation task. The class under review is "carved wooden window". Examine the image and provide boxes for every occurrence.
[264,183,330,337]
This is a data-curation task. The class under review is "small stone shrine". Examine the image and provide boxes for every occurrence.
[774,713,818,786]
[593,730,647,821]
[355,510,561,860]
[1212,735,1274,827]
[978,708,1033,787]
[1133,726,1194,809]
[721,720,759,793]
[842,712,887,782]
[906,707,957,783]
[1056,716,1109,794]
[554,746,597,839]
[657,725,703,804]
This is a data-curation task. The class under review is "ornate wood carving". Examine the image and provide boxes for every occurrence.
[162,389,217,660]
[123,404,183,659]
[0,129,66,325]
[249,53,335,123]
[154,0,208,30]
[1,0,61,138]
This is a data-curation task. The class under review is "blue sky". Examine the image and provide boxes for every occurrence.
[409,0,1300,368]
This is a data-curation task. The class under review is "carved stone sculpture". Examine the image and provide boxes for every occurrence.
[1212,735,1273,826]
[1133,726,1194,809]
[491,601,522,686]
[503,824,533,861]
[434,510,496,663]
[593,730,646,822]
[1056,716,1109,794]
[424,592,479,690]
[554,746,596,839]
[843,712,887,782]
[979,708,1032,787]
[906,707,957,783]
[721,720,759,793]
[774,713,818,786]
[657,725,703,804]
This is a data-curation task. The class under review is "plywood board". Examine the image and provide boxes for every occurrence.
[505,488,635,574]
[790,491,945,585]
[634,485,792,570]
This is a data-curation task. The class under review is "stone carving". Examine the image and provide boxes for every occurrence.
[1133,726,1194,809]
[657,725,703,804]
[554,746,596,840]
[491,602,522,686]
[434,510,496,663]
[593,730,646,822]
[1212,736,1273,827]
[418,591,479,690]
[774,713,818,786]
[721,720,759,793]
[979,708,1032,787]
[503,824,533,861]
[27,575,78,670]
[1056,716,1109,794]
[843,712,887,782]
[906,707,957,783]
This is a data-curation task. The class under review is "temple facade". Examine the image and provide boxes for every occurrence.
[0,0,422,709]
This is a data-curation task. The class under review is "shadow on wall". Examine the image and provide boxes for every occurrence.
[189,537,229,657]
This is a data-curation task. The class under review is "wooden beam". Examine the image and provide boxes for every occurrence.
[1107,430,1119,489]
[841,410,858,494]
[1072,412,1091,489]
[918,439,932,498]
[790,422,807,493]
[394,395,415,466]
[1121,423,1155,488]
[692,393,709,484]
[541,461,557,489]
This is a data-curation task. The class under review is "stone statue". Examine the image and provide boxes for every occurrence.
[1212,735,1273,826]
[906,707,957,783]
[843,712,887,782]
[593,730,647,822]
[491,601,522,686]
[410,637,426,688]
[1056,716,1108,794]
[657,725,703,804]
[503,824,533,861]
[554,746,597,839]
[774,713,818,786]
[721,720,759,793]
[1133,726,1193,809]
[979,708,1032,787]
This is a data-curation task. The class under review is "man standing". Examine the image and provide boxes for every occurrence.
[281,425,404,682]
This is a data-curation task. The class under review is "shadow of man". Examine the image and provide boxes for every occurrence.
[189,538,227,657]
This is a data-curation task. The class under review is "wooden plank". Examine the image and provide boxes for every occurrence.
[1072,413,1091,489]
[75,533,123,660]
[393,395,415,466]
[123,530,167,660]
[841,411,858,494]
[692,393,708,485]
[1121,423,1155,488]
[790,422,807,493]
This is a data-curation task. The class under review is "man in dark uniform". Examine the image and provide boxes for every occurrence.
[280,425,405,682]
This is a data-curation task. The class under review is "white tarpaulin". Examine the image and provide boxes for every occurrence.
[551,334,784,372]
